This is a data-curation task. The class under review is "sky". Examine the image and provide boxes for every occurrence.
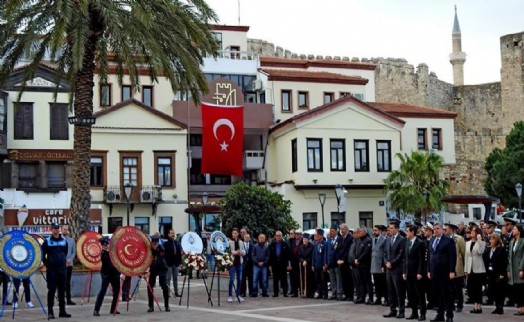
[204,0,524,85]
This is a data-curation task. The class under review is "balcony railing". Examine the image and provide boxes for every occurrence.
[207,50,259,61]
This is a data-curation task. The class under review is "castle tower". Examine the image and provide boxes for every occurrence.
[449,6,466,86]
[500,32,524,134]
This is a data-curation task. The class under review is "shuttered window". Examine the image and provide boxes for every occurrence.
[14,103,33,140]
[50,103,69,140]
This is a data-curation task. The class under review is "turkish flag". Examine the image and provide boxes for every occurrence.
[201,102,244,176]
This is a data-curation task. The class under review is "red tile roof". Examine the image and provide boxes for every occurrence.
[368,102,457,119]
[259,68,368,85]
[260,56,376,70]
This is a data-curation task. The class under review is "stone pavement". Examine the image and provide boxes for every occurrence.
[1,277,520,322]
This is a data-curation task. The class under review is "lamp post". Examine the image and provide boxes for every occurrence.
[318,192,326,229]
[124,182,134,226]
[422,190,429,224]
[516,183,522,224]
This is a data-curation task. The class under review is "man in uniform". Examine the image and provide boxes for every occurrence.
[42,223,71,319]
[147,236,170,312]
[93,236,120,316]
[61,225,76,305]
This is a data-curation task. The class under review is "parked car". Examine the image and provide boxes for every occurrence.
[495,210,521,225]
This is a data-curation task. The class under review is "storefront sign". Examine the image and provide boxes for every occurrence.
[8,149,75,161]
[4,208,102,229]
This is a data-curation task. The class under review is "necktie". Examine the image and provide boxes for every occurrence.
[391,236,396,247]
[408,241,413,252]
[433,238,439,250]
[245,243,249,254]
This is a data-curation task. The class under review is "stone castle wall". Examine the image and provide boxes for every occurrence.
[249,32,524,196]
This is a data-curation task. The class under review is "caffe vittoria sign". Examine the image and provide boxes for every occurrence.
[4,208,102,227]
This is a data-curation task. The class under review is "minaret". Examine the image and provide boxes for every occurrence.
[449,6,466,86]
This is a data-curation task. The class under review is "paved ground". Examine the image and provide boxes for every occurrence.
[1,276,521,322]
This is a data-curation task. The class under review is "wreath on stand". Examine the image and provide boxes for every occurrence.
[181,252,207,273]
[214,252,233,272]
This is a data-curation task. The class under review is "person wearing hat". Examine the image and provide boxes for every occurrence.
[371,225,388,306]
[288,229,302,297]
[146,235,170,312]
[312,229,328,299]
[298,232,314,298]
[41,223,71,319]
[445,223,466,313]
[503,218,516,253]
[93,237,120,316]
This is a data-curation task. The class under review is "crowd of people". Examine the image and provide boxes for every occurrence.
[220,219,523,322]
[1,219,522,321]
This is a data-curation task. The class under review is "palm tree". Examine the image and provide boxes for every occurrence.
[0,1,218,238]
[385,151,449,222]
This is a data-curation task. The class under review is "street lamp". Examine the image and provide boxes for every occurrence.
[516,183,522,224]
[318,192,326,229]
[202,192,208,205]
[124,182,134,226]
[422,190,429,224]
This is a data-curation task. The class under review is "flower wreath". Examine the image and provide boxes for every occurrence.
[181,252,207,272]
[214,251,233,272]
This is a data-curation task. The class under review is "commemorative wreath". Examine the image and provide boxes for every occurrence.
[215,252,233,271]
[181,252,207,272]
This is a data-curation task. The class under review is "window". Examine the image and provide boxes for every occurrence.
[155,155,174,187]
[298,91,309,109]
[120,152,142,189]
[210,174,231,185]
[331,212,346,227]
[14,102,33,140]
[90,155,105,187]
[142,86,153,107]
[352,93,364,101]
[50,103,69,140]
[108,217,123,234]
[417,128,427,150]
[281,90,291,112]
[291,139,298,172]
[190,134,202,146]
[323,92,334,104]
[307,138,322,172]
[47,162,65,188]
[190,159,205,184]
[212,32,222,51]
[330,139,346,171]
[302,213,318,231]
[18,163,38,188]
[159,216,173,239]
[359,212,373,228]
[472,208,482,220]
[230,46,240,59]
[377,140,391,172]
[432,128,442,150]
[100,84,111,106]
[135,217,150,234]
[340,92,351,98]
[122,85,132,101]
[354,140,369,172]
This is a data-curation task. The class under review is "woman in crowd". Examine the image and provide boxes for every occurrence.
[228,228,245,303]
[508,224,524,316]
[483,234,507,314]
[464,225,486,314]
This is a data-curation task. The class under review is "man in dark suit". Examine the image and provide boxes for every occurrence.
[351,227,372,304]
[164,229,182,297]
[240,233,254,297]
[427,223,457,322]
[403,225,427,321]
[268,230,291,297]
[337,224,354,302]
[383,221,407,319]
[288,229,301,297]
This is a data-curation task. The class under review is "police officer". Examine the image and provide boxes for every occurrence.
[147,236,170,312]
[93,236,120,316]
[41,223,71,319]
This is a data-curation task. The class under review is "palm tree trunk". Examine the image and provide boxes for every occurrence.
[70,8,103,239]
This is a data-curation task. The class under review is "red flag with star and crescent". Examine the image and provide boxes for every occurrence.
[201,102,244,176]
